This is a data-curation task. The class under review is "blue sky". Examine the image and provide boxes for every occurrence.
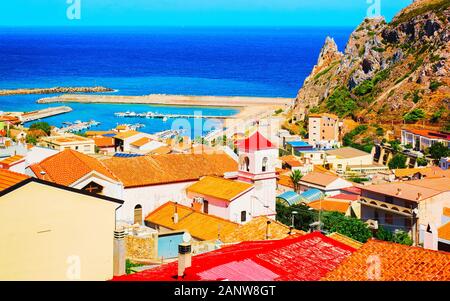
[0,0,412,27]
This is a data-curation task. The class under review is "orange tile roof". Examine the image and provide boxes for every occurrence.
[187,176,253,202]
[114,130,140,140]
[403,128,450,141]
[101,153,237,188]
[278,174,294,188]
[280,155,303,167]
[148,145,172,155]
[30,149,117,186]
[361,178,450,202]
[438,222,450,241]
[444,207,450,217]
[313,165,337,175]
[0,155,24,165]
[323,239,450,281]
[221,216,305,243]
[301,171,340,187]
[93,137,115,147]
[327,232,363,249]
[0,169,29,191]
[145,202,239,241]
[130,137,152,147]
[308,199,351,214]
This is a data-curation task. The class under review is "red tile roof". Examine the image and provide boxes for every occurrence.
[327,193,359,201]
[0,169,29,191]
[403,129,450,141]
[323,239,450,281]
[236,131,276,152]
[113,232,356,281]
[30,149,117,186]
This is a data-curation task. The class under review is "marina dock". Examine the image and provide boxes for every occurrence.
[114,111,234,120]
[20,106,72,123]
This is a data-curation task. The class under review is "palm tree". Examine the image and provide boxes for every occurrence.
[290,170,303,193]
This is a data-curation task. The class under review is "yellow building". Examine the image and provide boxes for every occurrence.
[0,169,123,280]
[39,134,95,154]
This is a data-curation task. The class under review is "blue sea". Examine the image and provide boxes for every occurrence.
[0,27,352,135]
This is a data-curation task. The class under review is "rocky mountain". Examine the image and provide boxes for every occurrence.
[293,0,450,129]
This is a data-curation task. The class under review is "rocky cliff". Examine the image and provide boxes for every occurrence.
[293,0,450,129]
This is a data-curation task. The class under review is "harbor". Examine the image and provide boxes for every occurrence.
[58,120,101,133]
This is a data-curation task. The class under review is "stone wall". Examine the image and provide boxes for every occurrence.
[125,234,158,260]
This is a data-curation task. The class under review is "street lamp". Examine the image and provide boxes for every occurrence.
[291,211,298,228]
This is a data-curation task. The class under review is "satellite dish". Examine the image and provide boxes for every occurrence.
[182,232,192,243]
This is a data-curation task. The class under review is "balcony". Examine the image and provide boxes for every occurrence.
[359,197,413,217]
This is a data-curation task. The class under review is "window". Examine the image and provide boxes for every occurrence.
[241,211,247,222]
[134,204,143,225]
[203,200,209,214]
[82,181,104,194]
[262,157,268,172]
[244,157,250,172]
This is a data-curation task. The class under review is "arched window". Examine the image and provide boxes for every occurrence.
[262,157,268,172]
[134,204,143,225]
[241,156,250,172]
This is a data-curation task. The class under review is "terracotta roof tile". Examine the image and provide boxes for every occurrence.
[130,137,152,147]
[444,207,450,217]
[308,199,351,213]
[221,216,305,243]
[30,149,117,186]
[323,239,450,281]
[101,153,237,188]
[145,202,238,241]
[114,130,140,140]
[0,169,29,191]
[187,176,253,202]
[93,137,115,147]
[0,155,25,165]
[301,171,340,187]
[438,222,450,241]
[327,232,363,249]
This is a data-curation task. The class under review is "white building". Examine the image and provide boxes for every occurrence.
[29,149,238,225]
[308,113,340,148]
[439,157,450,170]
[299,171,353,196]
[236,131,278,219]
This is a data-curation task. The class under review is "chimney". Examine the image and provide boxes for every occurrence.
[113,228,126,277]
[265,220,272,240]
[177,242,192,278]
[173,202,179,224]
[396,188,402,196]
[288,226,294,235]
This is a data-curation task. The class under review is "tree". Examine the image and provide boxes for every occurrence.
[289,170,303,193]
[388,154,407,169]
[403,109,425,123]
[388,139,401,152]
[29,122,51,135]
[321,212,372,243]
[428,142,450,162]
[26,135,38,145]
[276,203,316,232]
[326,87,357,118]
[375,226,413,246]
[416,157,428,167]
